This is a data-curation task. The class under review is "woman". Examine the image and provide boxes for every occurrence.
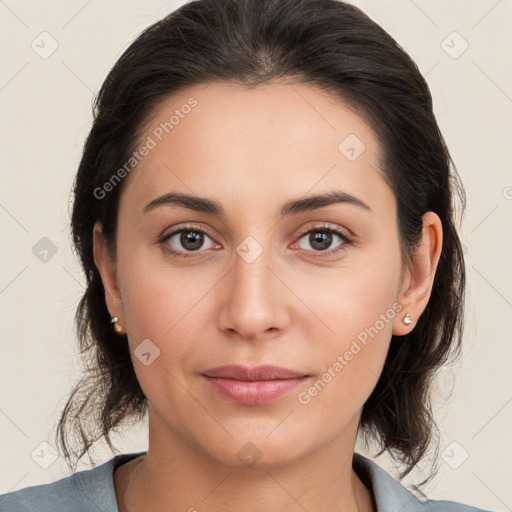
[0,0,495,511]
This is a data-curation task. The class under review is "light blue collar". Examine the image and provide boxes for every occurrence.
[82,450,486,512]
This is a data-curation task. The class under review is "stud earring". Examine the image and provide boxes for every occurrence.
[110,317,126,335]
[402,313,412,325]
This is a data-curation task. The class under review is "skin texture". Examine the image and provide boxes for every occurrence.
[93,81,442,512]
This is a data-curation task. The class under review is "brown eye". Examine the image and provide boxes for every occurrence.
[307,231,334,251]
[294,226,353,257]
[162,227,218,257]
[178,231,204,251]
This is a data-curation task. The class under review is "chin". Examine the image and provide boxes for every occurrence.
[201,433,307,470]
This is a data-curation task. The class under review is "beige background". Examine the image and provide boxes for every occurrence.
[0,1,511,510]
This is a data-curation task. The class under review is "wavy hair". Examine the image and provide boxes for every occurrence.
[55,0,466,492]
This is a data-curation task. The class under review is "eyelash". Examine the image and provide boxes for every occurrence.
[159,224,354,259]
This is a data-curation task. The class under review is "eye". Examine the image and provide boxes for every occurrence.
[293,225,353,257]
[160,223,354,259]
[161,226,219,258]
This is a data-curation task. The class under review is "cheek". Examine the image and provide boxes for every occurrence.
[116,258,208,407]
[296,246,401,337]
[295,253,402,406]
[117,246,217,356]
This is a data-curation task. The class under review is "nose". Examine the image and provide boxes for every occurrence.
[217,244,290,341]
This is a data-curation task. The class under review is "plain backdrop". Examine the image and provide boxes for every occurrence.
[0,1,511,511]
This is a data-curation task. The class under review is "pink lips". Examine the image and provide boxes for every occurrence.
[202,365,309,406]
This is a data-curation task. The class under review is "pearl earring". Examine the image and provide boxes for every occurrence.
[402,313,412,325]
[110,317,126,335]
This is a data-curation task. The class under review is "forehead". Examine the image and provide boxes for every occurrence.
[119,80,393,221]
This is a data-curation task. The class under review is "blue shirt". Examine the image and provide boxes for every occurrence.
[0,451,494,511]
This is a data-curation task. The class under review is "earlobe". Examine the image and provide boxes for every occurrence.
[393,211,443,336]
[92,222,123,316]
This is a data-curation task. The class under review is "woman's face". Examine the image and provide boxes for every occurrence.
[95,81,427,467]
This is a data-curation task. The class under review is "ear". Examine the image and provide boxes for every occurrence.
[92,221,124,324]
[393,211,443,335]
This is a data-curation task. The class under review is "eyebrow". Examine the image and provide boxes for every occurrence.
[143,190,371,217]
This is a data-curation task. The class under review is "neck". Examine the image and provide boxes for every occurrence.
[115,412,375,512]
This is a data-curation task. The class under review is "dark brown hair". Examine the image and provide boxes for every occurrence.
[56,0,466,492]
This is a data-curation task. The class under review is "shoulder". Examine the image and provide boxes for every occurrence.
[352,452,496,512]
[0,452,145,512]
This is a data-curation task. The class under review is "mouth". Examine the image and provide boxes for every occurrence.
[202,364,308,380]
[202,365,310,406]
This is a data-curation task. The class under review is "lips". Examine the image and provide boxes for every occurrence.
[202,365,309,406]
[202,365,307,380]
